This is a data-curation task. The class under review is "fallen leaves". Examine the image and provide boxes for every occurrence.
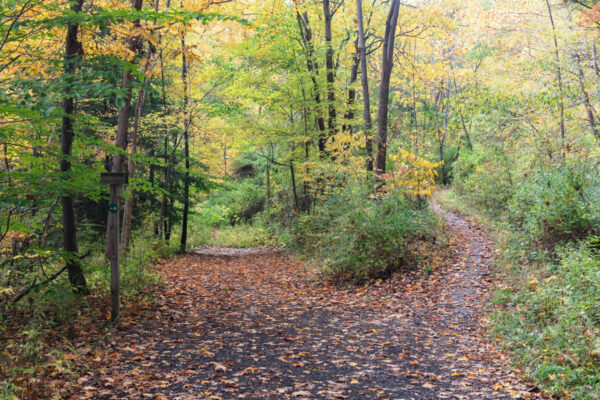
[33,209,548,399]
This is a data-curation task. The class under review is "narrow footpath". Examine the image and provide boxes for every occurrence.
[74,206,541,399]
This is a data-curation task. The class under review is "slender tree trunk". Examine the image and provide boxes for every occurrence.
[342,37,360,133]
[459,112,473,151]
[290,161,299,211]
[593,44,599,77]
[356,0,373,171]
[266,162,270,208]
[296,11,327,155]
[120,89,146,252]
[545,0,566,162]
[158,51,169,241]
[179,33,190,253]
[574,54,600,142]
[122,43,155,252]
[323,0,337,136]
[156,0,171,241]
[375,0,400,175]
[60,0,87,294]
[106,0,143,251]
[166,129,177,242]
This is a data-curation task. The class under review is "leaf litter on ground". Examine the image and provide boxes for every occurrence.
[42,207,546,399]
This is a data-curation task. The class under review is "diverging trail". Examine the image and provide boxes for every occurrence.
[79,207,537,399]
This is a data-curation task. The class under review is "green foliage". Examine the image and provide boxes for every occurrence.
[437,145,459,185]
[200,181,266,225]
[0,228,171,397]
[507,164,600,246]
[195,203,230,228]
[452,149,514,216]
[441,160,600,398]
[290,184,440,283]
[454,154,600,246]
[0,380,19,400]
[188,180,273,248]
[88,230,173,299]
[190,221,273,248]
[491,239,600,398]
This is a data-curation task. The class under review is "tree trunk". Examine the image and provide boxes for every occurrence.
[156,0,171,241]
[179,33,190,253]
[296,11,327,155]
[290,161,299,211]
[593,43,599,77]
[342,37,360,133]
[374,0,400,175]
[106,0,143,257]
[121,43,154,252]
[356,0,373,171]
[120,89,146,253]
[323,0,337,137]
[575,54,600,142]
[459,112,473,151]
[266,162,270,208]
[60,0,87,294]
[545,0,566,162]
[158,50,169,241]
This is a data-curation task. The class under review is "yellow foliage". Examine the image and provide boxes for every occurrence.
[385,149,442,199]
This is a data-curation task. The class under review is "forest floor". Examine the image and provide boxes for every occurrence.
[63,206,544,400]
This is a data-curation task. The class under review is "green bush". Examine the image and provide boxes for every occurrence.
[445,157,600,398]
[227,182,265,224]
[437,145,459,185]
[492,239,600,398]
[453,149,514,216]
[291,184,440,283]
[0,226,171,399]
[507,164,600,246]
[195,204,230,228]
[200,182,266,225]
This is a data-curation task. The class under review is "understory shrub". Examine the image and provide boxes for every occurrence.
[453,149,514,216]
[291,184,440,282]
[190,181,272,248]
[199,181,266,226]
[507,164,600,246]
[492,239,600,398]
[0,229,171,398]
[449,154,600,397]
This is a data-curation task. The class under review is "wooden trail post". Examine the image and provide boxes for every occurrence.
[101,172,128,322]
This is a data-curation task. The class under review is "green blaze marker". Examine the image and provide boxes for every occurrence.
[108,204,118,213]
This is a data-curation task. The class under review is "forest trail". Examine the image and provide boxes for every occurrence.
[76,207,539,400]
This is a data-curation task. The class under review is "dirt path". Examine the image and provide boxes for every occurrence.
[75,207,539,400]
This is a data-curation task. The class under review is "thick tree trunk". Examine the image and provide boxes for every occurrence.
[356,0,373,171]
[179,34,190,253]
[374,0,400,175]
[60,0,87,294]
